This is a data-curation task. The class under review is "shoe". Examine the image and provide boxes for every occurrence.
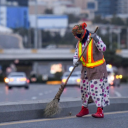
[92,107,104,118]
[76,106,89,117]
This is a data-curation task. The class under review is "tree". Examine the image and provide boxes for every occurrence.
[68,14,81,24]
[93,15,109,24]
[125,18,128,26]
[110,16,125,25]
[45,9,53,14]
[104,50,123,67]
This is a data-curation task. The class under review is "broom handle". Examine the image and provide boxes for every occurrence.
[54,26,98,100]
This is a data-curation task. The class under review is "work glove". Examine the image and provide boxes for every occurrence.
[90,33,99,43]
[74,61,80,67]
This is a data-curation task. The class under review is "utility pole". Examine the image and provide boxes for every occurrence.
[0,0,1,25]
[127,28,128,49]
[118,30,121,49]
[34,0,38,49]
[38,29,42,48]
[109,27,112,50]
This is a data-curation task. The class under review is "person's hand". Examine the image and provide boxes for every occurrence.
[90,33,99,43]
[74,61,80,67]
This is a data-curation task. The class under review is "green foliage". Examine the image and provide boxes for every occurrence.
[92,15,109,24]
[121,58,128,68]
[54,72,63,80]
[120,76,128,83]
[0,74,4,82]
[110,16,125,25]
[104,50,123,67]
[67,14,81,24]
[41,30,77,47]
[48,72,63,81]
[93,15,125,25]
[45,9,53,14]
[126,18,128,26]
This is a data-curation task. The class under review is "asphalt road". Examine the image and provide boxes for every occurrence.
[0,83,128,103]
[0,111,128,128]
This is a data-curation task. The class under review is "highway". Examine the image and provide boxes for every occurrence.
[0,83,128,103]
[0,111,128,128]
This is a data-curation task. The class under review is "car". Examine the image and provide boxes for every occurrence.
[4,72,29,89]
[61,71,81,86]
[106,64,122,87]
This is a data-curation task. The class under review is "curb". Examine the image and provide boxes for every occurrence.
[0,97,128,123]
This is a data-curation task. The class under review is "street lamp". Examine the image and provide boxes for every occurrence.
[34,0,38,49]
[109,27,112,50]
[127,28,128,49]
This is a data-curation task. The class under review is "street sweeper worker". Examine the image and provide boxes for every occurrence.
[72,23,110,118]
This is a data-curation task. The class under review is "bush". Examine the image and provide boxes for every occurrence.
[0,74,4,82]
[48,72,63,81]
[120,76,128,83]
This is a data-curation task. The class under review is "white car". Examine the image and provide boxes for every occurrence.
[5,72,29,89]
[106,64,122,87]
[61,71,81,86]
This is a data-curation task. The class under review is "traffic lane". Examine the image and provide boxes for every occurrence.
[0,111,128,128]
[0,84,60,102]
[0,83,128,103]
[109,84,128,97]
[61,84,128,98]
[0,84,81,102]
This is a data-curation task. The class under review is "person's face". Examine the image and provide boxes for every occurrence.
[75,36,80,41]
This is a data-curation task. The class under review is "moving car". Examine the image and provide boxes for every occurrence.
[61,71,81,86]
[106,64,122,87]
[5,72,29,89]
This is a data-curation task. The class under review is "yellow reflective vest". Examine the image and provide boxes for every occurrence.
[78,36,105,68]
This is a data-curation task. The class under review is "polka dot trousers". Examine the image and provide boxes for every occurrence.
[80,73,110,108]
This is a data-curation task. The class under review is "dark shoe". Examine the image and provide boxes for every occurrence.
[76,106,89,117]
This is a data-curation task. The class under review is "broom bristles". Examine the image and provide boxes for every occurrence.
[44,99,61,117]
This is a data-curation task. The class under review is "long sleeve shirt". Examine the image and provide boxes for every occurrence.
[73,34,107,81]
[73,34,106,66]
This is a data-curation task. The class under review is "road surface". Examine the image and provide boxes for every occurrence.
[0,111,127,128]
[0,83,127,103]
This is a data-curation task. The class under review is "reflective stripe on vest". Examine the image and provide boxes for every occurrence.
[78,38,105,68]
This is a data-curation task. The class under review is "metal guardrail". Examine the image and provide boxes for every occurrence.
[116,49,128,58]
[0,49,75,60]
[0,49,127,60]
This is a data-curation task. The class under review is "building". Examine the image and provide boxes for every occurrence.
[0,6,7,26]
[7,7,29,28]
[95,0,117,17]
[6,0,28,6]
[73,0,88,9]
[53,5,81,15]
[29,0,47,15]
[95,0,128,17]
[0,0,29,28]
[86,0,98,19]
[117,0,128,14]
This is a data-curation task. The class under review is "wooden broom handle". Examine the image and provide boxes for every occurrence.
[54,27,99,100]
[64,27,99,85]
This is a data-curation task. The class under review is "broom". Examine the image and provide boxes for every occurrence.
[44,26,99,117]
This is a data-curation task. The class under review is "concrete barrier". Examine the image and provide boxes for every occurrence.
[0,97,128,123]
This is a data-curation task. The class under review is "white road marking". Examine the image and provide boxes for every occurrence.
[0,111,128,126]
[32,97,37,100]
[114,91,122,97]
